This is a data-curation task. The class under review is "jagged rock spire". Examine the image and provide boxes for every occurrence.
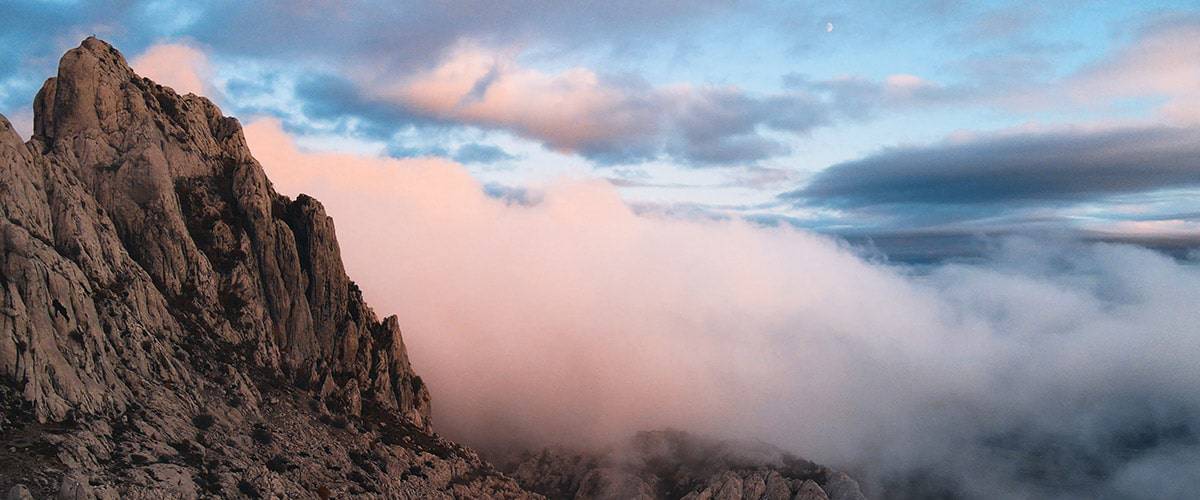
[0,37,493,499]
[4,36,430,428]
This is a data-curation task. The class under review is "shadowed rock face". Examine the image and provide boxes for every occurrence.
[0,38,865,500]
[0,37,524,499]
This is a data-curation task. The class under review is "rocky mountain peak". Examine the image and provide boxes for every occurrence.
[0,38,507,498]
[8,35,431,426]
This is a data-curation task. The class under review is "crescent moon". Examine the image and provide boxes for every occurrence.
[826,22,834,33]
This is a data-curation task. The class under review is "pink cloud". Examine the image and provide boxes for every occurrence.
[244,117,941,454]
[131,43,211,96]
[242,118,1200,486]
[387,44,657,155]
[5,109,34,141]
[1065,19,1200,123]
[351,43,824,163]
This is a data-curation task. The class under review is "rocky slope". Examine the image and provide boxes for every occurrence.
[503,431,865,500]
[0,38,865,499]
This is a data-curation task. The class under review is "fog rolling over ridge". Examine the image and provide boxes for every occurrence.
[248,119,1200,498]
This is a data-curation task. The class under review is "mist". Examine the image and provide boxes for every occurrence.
[246,119,1200,498]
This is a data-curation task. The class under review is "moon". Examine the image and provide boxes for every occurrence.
[826,22,834,33]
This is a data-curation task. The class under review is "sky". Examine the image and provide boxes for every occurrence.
[2,0,1198,262]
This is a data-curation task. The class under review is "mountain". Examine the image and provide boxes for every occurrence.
[0,38,863,499]
[0,36,524,499]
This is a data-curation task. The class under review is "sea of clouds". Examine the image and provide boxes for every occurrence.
[247,119,1200,498]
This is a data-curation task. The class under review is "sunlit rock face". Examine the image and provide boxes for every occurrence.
[0,37,517,499]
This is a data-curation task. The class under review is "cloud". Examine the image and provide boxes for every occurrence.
[293,74,433,138]
[245,118,1200,497]
[304,44,829,165]
[788,125,1200,208]
[785,72,972,119]
[3,108,34,141]
[454,143,516,164]
[383,141,515,164]
[0,0,749,147]
[384,143,450,160]
[1066,15,1200,122]
[130,43,211,96]
[186,0,741,73]
[785,16,1200,124]
[968,15,1200,118]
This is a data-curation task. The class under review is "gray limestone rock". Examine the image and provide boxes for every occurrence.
[793,480,830,500]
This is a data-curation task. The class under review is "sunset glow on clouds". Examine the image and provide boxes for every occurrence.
[14,2,1185,257]
[5,3,1200,496]
[242,117,1200,496]
[130,43,211,96]
[350,42,831,165]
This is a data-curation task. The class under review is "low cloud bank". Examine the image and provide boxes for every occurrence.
[246,119,1200,498]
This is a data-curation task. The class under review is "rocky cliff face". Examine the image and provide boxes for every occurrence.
[0,38,865,500]
[0,37,521,499]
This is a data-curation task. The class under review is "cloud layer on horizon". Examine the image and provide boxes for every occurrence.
[789,125,1200,207]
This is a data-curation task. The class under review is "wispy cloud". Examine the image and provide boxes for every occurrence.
[1064,15,1200,123]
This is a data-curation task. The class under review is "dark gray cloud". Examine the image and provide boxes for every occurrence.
[663,90,830,163]
[293,74,436,139]
[585,88,830,165]
[834,228,1200,266]
[788,126,1200,208]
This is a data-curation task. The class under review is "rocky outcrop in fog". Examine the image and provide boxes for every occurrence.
[505,431,865,500]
